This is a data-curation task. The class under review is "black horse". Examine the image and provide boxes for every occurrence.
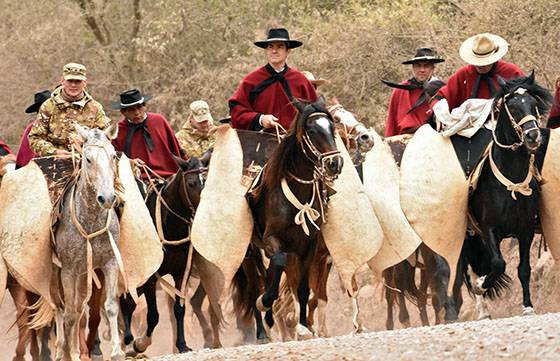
[120,155,207,354]
[463,73,552,314]
[232,99,343,341]
[383,244,463,329]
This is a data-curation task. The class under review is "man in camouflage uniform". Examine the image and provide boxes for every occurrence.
[176,100,216,158]
[29,63,109,157]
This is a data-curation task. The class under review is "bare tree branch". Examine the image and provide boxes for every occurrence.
[74,0,110,46]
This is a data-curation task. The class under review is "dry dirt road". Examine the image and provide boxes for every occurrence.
[153,312,560,361]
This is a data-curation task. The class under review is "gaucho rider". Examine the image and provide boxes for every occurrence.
[228,27,317,131]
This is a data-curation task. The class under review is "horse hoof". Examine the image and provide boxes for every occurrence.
[285,311,298,328]
[296,324,314,341]
[177,345,192,353]
[256,295,270,312]
[91,354,104,361]
[473,276,487,295]
[522,306,535,316]
[256,337,270,345]
[133,338,150,354]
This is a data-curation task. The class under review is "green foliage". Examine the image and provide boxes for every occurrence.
[1,0,559,146]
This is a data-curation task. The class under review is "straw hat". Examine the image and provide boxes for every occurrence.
[459,33,509,66]
[302,71,328,88]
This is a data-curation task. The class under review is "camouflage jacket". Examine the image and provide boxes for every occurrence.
[176,122,216,158]
[28,88,109,156]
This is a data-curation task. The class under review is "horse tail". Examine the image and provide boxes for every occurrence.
[461,234,512,300]
[231,244,266,324]
[27,296,55,330]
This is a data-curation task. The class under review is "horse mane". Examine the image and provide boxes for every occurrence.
[262,100,333,190]
[493,73,553,116]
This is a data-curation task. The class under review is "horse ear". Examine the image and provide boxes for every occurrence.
[527,70,535,84]
[74,123,90,141]
[292,98,306,113]
[330,97,339,105]
[171,153,190,171]
[104,120,119,140]
[497,75,507,89]
[315,95,327,109]
[200,148,212,168]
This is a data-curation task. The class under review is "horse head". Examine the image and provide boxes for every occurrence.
[75,123,118,209]
[327,99,374,162]
[494,72,552,153]
[293,99,343,179]
[172,154,206,209]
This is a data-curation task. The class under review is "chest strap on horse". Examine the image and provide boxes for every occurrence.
[281,177,322,236]
[488,144,539,200]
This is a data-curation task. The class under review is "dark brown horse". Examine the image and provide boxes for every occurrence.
[120,155,207,355]
[232,100,343,341]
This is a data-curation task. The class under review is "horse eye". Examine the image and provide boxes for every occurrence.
[85,157,92,164]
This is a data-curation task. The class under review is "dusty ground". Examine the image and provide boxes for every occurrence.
[1,238,559,360]
[152,313,560,361]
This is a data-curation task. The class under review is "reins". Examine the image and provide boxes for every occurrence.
[488,89,543,200]
[280,111,341,236]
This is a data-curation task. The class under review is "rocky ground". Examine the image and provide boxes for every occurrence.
[152,312,560,361]
[1,239,559,360]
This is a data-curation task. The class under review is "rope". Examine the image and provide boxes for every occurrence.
[488,145,535,200]
[280,178,321,236]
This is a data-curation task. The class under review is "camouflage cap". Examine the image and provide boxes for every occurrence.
[190,100,213,123]
[63,63,87,81]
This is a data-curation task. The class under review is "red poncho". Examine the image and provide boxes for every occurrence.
[229,64,317,131]
[16,123,35,168]
[385,81,430,137]
[435,60,524,110]
[112,112,184,178]
[0,139,12,156]
[548,86,560,129]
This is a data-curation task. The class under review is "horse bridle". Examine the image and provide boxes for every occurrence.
[300,112,342,182]
[492,88,542,150]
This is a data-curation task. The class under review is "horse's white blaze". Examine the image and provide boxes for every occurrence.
[316,116,332,133]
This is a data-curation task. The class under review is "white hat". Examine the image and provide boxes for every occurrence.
[459,33,509,66]
[190,100,213,123]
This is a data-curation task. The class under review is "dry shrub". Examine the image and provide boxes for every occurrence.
[1,0,559,148]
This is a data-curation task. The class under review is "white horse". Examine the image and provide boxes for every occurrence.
[33,124,123,361]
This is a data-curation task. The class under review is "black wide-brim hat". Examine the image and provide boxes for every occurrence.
[402,47,445,65]
[254,28,303,49]
[112,88,153,109]
[25,90,51,113]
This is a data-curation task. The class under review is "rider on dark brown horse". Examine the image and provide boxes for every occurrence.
[228,27,317,132]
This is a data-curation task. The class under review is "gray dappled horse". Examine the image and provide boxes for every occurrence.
[32,125,123,361]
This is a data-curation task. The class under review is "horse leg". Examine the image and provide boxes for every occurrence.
[397,289,410,328]
[9,282,31,361]
[479,230,506,292]
[518,235,535,315]
[87,273,103,361]
[101,264,125,361]
[133,277,158,354]
[78,315,90,361]
[253,306,269,343]
[60,270,84,361]
[256,245,287,313]
[190,283,214,348]
[383,269,395,330]
[38,326,52,361]
[171,274,192,353]
[315,258,331,337]
[29,330,40,361]
[295,273,313,340]
[417,267,430,326]
[119,293,137,348]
